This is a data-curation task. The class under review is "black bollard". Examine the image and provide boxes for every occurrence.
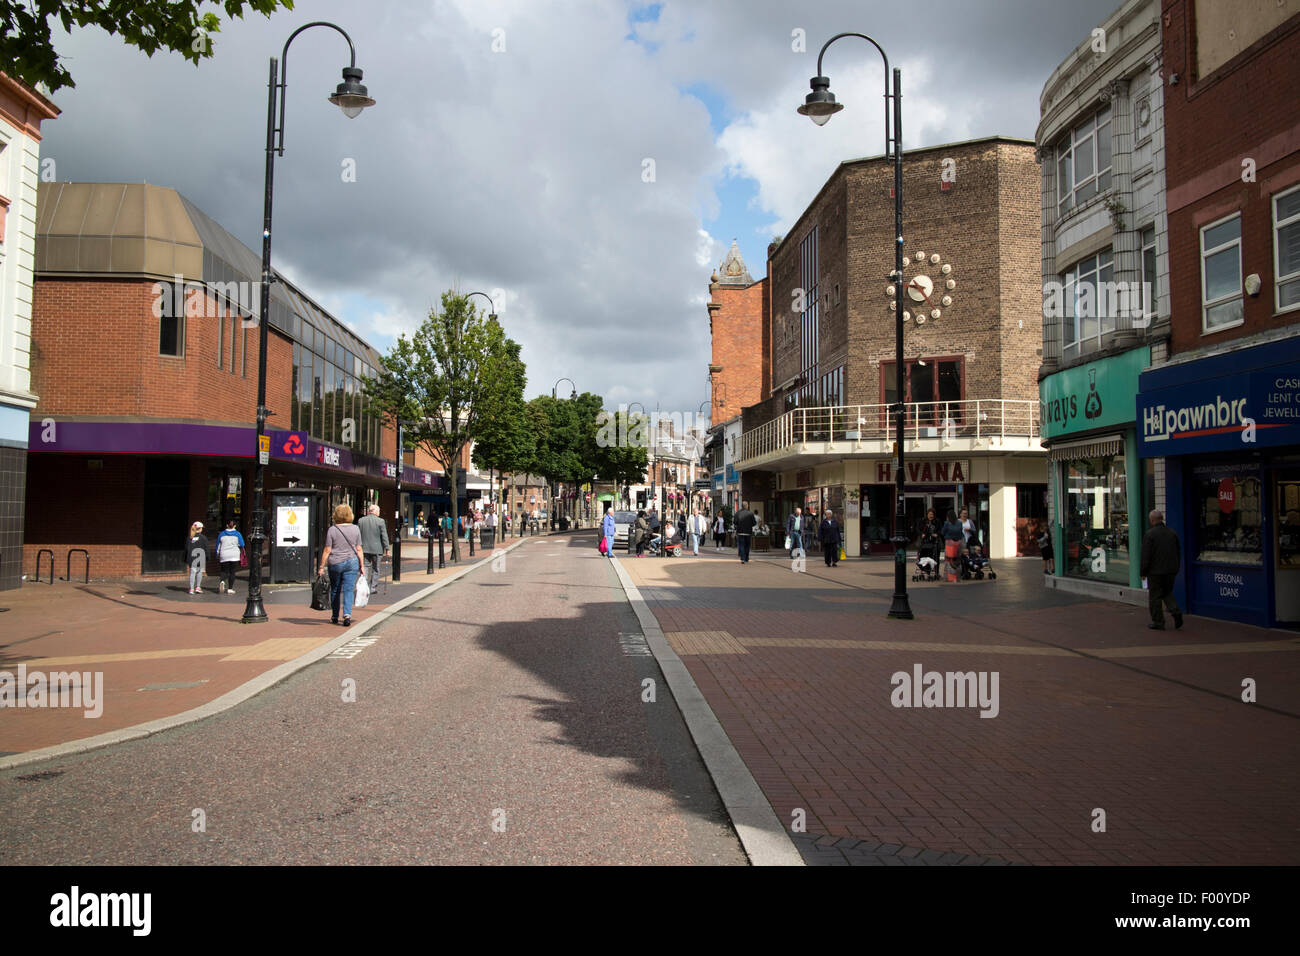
[469,525,475,557]
[427,529,435,574]
[438,527,446,569]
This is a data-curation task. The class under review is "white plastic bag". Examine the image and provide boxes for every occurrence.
[354,571,370,608]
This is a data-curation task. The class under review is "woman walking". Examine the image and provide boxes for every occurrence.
[942,509,965,582]
[186,522,209,594]
[215,519,245,595]
[713,513,726,551]
[317,504,365,626]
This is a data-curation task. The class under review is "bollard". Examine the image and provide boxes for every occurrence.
[469,526,475,557]
[438,527,446,569]
[427,529,435,574]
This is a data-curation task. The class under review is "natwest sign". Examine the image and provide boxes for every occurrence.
[874,459,970,484]
[318,445,341,467]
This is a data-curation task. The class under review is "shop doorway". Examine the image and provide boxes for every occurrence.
[142,459,190,573]
[904,492,956,544]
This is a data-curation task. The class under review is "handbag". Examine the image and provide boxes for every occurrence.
[598,536,608,555]
[239,547,248,567]
[310,572,330,611]
[354,572,370,609]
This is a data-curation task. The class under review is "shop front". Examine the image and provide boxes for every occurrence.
[859,459,976,554]
[1136,335,1300,628]
[1040,347,1150,600]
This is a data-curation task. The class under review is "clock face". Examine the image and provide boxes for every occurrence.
[885,250,956,324]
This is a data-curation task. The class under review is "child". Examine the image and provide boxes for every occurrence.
[1037,528,1054,574]
[186,522,209,594]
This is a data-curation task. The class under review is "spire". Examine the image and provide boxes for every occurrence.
[716,238,754,285]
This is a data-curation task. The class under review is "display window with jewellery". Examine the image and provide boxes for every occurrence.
[1195,465,1262,567]
[1063,451,1129,584]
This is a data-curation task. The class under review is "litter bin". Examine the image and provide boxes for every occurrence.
[481,528,496,549]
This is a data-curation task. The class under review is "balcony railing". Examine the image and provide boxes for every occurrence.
[739,400,1041,465]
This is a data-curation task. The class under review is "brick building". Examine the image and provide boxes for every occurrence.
[1133,2,1300,627]
[707,240,768,425]
[1036,0,1168,603]
[0,72,58,590]
[728,136,1047,560]
[24,182,469,581]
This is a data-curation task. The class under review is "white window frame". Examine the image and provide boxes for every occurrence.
[1057,106,1113,214]
[1140,226,1158,320]
[1273,184,1300,315]
[1200,213,1243,334]
[1061,248,1115,360]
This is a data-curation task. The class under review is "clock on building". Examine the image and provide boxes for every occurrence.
[883,251,956,325]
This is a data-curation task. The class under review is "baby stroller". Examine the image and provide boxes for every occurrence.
[913,539,940,582]
[960,542,997,580]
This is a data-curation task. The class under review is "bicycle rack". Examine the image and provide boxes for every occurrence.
[34,549,54,584]
[64,548,90,583]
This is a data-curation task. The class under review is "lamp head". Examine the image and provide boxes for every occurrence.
[329,67,375,118]
[797,76,842,126]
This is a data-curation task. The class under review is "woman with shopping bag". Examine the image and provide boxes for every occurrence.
[317,504,365,626]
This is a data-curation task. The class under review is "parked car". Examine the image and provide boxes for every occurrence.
[610,510,638,548]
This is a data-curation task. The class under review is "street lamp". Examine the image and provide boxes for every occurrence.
[465,291,498,524]
[798,32,912,620]
[391,417,419,582]
[551,377,576,528]
[243,21,375,625]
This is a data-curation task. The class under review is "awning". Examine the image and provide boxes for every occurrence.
[596,493,614,501]
[1046,433,1125,462]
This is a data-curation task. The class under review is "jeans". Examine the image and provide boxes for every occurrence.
[737,533,751,563]
[604,534,614,555]
[328,556,361,620]
[788,531,803,554]
[690,533,700,554]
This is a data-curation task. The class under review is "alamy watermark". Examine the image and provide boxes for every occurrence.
[1043,279,1154,329]
[0,665,103,718]
[151,274,260,328]
[595,405,708,453]
[891,663,999,718]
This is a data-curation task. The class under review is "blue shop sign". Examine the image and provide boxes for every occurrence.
[1189,563,1267,625]
[1137,336,1300,457]
[725,463,737,484]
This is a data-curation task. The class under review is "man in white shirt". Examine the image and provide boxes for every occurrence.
[688,509,707,555]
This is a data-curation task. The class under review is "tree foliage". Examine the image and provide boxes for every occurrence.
[364,291,519,561]
[1,0,293,93]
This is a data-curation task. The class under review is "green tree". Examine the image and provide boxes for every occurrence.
[2,0,293,93]
[593,410,649,488]
[471,338,531,507]
[365,291,517,562]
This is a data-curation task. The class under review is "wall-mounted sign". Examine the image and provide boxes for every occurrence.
[1041,347,1149,440]
[318,445,341,467]
[874,459,970,483]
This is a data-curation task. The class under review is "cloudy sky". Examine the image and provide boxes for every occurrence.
[39,0,1120,419]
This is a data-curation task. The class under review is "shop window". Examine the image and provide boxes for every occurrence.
[881,357,964,428]
[1196,470,1261,565]
[1016,483,1049,556]
[1057,106,1112,213]
[1278,470,1300,569]
[1201,214,1243,332]
[1063,452,1129,584]
[1274,185,1300,313]
[291,345,300,431]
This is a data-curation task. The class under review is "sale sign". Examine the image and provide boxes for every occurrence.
[1218,477,1235,513]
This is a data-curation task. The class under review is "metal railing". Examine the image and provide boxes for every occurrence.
[739,399,1040,464]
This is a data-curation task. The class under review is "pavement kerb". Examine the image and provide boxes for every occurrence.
[0,536,533,772]
[608,555,805,867]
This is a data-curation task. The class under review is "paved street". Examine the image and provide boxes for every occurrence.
[0,535,745,865]
[620,536,1300,866]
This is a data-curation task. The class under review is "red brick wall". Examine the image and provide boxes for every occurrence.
[30,276,295,425]
[709,277,767,422]
[1162,0,1300,355]
[22,455,146,579]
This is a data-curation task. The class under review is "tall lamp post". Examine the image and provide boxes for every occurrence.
[243,21,376,624]
[798,32,912,620]
[552,377,576,528]
[391,417,419,583]
[465,291,497,519]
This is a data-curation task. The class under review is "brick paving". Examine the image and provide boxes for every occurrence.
[0,546,506,755]
[622,548,1300,865]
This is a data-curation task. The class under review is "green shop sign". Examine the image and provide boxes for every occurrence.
[1040,346,1150,439]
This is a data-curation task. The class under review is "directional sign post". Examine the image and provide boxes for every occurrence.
[258,434,270,465]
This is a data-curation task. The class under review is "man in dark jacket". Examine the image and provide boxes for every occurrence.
[786,507,804,556]
[819,510,842,567]
[734,501,757,564]
[1140,509,1183,630]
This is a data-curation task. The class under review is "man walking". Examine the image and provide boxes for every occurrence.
[688,508,706,555]
[1141,509,1183,630]
[786,507,804,556]
[601,507,616,557]
[819,509,842,567]
[358,503,390,586]
[734,501,757,564]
